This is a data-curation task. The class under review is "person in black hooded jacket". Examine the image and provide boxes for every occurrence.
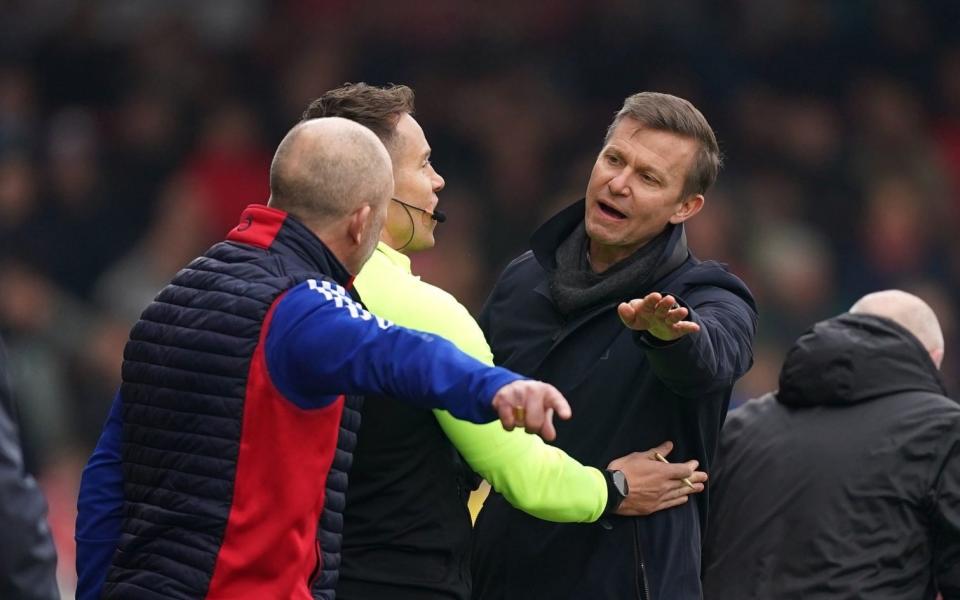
[703,289,960,600]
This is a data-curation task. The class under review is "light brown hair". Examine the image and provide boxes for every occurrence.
[302,83,415,150]
[606,92,722,196]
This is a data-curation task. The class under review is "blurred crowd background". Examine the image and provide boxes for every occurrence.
[2,0,959,594]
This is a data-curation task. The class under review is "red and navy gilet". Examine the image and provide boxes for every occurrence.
[105,205,362,599]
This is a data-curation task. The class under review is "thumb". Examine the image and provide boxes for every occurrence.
[650,440,674,458]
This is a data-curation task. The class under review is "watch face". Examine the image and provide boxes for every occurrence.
[613,470,628,497]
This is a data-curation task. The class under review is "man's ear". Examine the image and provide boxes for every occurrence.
[668,193,705,225]
[930,347,945,370]
[347,204,373,246]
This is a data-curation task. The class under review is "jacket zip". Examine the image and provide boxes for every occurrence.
[633,520,651,600]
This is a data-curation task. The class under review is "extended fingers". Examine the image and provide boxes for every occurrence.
[671,320,701,335]
[665,306,689,324]
[521,386,546,437]
[544,386,572,420]
[495,391,517,431]
[654,295,677,319]
[640,293,661,314]
[494,382,571,442]
[617,302,636,323]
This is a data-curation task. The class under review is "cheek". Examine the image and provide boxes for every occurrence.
[585,168,605,193]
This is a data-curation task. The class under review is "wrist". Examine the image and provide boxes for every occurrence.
[602,469,628,514]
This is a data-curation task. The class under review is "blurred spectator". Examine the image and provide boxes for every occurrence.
[0,154,41,259]
[843,175,947,299]
[181,103,271,237]
[30,108,140,298]
[0,66,39,153]
[750,222,838,346]
[94,175,213,324]
[935,47,960,209]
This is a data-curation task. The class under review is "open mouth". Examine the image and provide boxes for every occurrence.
[597,201,627,220]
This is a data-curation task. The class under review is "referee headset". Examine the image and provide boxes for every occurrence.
[390,197,447,251]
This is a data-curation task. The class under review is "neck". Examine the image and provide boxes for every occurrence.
[587,239,645,273]
[380,233,408,254]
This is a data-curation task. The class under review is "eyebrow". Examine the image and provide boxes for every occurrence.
[606,145,668,181]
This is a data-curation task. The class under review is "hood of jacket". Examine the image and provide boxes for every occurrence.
[778,312,948,407]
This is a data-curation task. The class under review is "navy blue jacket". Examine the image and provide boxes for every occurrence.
[76,204,521,600]
[472,200,757,600]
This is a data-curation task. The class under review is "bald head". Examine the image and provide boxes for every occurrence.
[268,117,393,225]
[850,289,945,367]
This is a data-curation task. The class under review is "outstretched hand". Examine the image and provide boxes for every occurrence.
[618,292,700,341]
[608,441,708,516]
[491,380,572,442]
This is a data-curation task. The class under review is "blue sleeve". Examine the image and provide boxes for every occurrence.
[266,279,522,423]
[75,392,124,600]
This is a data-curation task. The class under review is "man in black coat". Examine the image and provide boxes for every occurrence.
[0,333,59,599]
[703,290,960,600]
[472,92,757,600]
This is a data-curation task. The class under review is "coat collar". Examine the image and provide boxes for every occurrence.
[530,199,689,297]
[373,241,413,274]
[226,204,353,286]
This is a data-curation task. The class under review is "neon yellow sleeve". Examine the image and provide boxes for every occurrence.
[354,245,607,523]
[434,411,606,522]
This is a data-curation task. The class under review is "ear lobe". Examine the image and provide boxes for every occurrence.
[930,347,945,370]
[669,194,705,224]
[349,204,373,245]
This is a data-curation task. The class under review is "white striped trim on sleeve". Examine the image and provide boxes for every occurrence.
[306,279,392,330]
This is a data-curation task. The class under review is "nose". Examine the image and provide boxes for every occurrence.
[607,168,630,196]
[432,166,445,192]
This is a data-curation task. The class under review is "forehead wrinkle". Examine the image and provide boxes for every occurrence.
[616,124,694,182]
[606,137,670,181]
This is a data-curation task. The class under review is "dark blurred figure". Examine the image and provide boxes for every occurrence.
[0,333,59,599]
[31,108,139,298]
[181,102,271,237]
[703,290,960,600]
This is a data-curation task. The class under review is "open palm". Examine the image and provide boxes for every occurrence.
[618,292,700,341]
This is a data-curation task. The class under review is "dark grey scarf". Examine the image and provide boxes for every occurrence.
[548,223,670,316]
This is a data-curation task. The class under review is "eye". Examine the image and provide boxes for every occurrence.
[423,158,433,168]
[641,172,659,185]
[605,153,621,166]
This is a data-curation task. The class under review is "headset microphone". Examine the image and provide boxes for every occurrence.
[392,198,447,224]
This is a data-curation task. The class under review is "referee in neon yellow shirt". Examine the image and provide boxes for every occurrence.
[306,84,706,600]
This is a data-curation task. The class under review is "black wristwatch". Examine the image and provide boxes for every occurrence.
[602,469,629,514]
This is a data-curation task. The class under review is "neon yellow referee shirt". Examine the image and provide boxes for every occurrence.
[353,241,606,522]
